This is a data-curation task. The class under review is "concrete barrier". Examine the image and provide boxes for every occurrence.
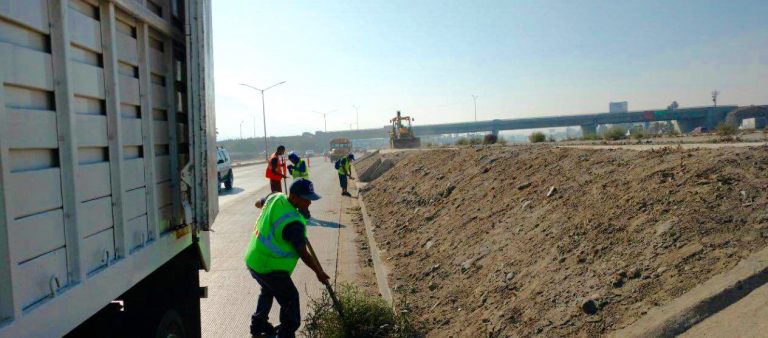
[612,245,768,337]
[352,167,394,307]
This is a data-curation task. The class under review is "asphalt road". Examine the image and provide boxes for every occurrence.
[200,158,359,337]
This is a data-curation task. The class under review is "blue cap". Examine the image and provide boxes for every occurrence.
[348,153,355,160]
[288,152,299,162]
[289,179,321,201]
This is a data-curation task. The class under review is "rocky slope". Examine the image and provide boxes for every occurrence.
[359,145,768,337]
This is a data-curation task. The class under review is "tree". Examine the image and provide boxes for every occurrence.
[630,125,646,139]
[603,126,627,140]
[667,101,679,110]
[529,132,546,143]
[483,134,498,144]
[715,122,737,136]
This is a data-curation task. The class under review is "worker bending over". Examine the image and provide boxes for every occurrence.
[266,145,288,192]
[337,153,355,197]
[247,179,329,337]
[286,151,309,180]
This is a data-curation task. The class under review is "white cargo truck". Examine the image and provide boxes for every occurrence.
[0,0,216,337]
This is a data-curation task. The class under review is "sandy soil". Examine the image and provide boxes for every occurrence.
[557,130,768,147]
[359,145,768,337]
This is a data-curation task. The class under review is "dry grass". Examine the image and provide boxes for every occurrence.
[303,284,422,338]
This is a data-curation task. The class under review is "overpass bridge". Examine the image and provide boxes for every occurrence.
[222,105,766,152]
[316,105,761,143]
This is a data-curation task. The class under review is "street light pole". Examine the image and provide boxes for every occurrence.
[352,105,359,130]
[313,109,337,133]
[322,113,327,132]
[472,95,478,122]
[240,81,286,161]
[239,120,244,139]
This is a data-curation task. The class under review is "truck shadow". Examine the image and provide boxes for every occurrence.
[308,218,345,228]
[218,187,244,196]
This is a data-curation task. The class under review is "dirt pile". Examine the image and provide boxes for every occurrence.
[353,150,381,170]
[355,151,410,182]
[360,145,768,337]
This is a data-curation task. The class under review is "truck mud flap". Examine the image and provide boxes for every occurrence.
[194,230,211,272]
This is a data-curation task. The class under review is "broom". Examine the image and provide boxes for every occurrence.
[306,239,351,336]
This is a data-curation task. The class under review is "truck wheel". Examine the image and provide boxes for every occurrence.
[224,170,233,190]
[155,309,186,338]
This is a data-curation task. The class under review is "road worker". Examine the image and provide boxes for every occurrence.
[266,145,288,192]
[286,152,309,180]
[247,179,329,338]
[337,153,355,197]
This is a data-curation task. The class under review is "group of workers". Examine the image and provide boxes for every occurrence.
[244,145,356,337]
[264,145,355,196]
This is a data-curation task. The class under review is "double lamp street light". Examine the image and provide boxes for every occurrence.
[313,109,337,133]
[240,81,286,161]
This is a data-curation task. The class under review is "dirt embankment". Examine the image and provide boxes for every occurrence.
[355,151,410,182]
[360,145,768,337]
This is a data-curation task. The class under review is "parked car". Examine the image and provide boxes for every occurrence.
[217,146,234,190]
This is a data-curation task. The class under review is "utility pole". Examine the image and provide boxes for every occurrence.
[313,109,337,133]
[472,94,478,121]
[240,81,287,161]
[711,90,719,107]
[239,120,244,139]
[352,105,359,130]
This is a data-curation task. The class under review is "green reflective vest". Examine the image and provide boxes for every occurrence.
[338,157,351,175]
[245,194,307,274]
[290,159,309,179]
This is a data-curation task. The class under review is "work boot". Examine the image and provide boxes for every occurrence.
[275,325,296,338]
[250,322,276,337]
[341,191,351,197]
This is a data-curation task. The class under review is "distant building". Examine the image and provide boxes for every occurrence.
[609,101,631,132]
[609,101,628,113]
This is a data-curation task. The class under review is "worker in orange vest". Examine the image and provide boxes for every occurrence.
[266,145,288,192]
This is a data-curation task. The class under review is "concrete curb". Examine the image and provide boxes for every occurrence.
[352,167,394,307]
[612,245,768,337]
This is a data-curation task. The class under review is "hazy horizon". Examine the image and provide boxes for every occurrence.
[212,1,768,139]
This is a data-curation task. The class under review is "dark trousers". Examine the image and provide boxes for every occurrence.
[338,174,348,190]
[248,268,300,338]
[270,179,282,193]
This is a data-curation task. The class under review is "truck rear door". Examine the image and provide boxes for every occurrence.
[184,0,216,271]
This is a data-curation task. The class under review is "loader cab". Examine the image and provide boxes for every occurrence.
[390,110,415,138]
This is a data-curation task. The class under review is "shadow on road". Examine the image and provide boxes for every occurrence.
[218,187,245,196]
[308,218,345,228]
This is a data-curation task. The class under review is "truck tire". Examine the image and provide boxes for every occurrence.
[155,309,186,338]
[224,170,233,190]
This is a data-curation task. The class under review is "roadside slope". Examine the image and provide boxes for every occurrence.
[360,145,768,337]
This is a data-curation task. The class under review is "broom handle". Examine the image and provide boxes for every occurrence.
[282,156,288,192]
[306,240,345,318]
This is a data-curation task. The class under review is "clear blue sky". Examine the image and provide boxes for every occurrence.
[212,0,768,139]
